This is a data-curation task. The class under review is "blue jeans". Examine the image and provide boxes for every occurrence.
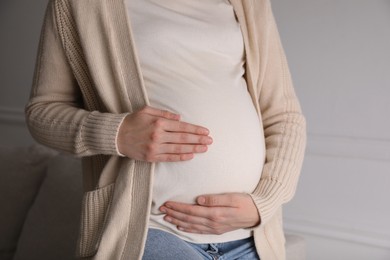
[143,228,260,260]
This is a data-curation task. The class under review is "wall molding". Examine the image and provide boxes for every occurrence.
[0,107,25,125]
[307,132,390,162]
[1,107,390,161]
[284,215,390,250]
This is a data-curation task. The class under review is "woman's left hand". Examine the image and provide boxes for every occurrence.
[159,193,260,235]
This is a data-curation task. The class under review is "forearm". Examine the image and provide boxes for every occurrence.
[25,100,128,156]
[249,4,307,226]
[250,112,306,226]
[25,0,129,157]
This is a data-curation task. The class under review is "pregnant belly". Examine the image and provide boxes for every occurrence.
[150,87,265,213]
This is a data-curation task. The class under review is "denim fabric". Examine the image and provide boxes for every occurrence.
[143,228,260,260]
[187,237,260,260]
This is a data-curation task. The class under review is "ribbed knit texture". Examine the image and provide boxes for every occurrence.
[26,0,306,259]
[78,184,115,257]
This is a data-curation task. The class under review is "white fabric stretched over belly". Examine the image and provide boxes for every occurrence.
[126,0,265,243]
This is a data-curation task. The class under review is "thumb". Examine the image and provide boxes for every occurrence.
[196,194,237,207]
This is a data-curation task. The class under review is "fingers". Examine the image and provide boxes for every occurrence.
[142,143,208,162]
[162,209,219,234]
[162,206,206,226]
[146,131,212,162]
[160,203,233,235]
[160,201,225,221]
[153,153,195,162]
[159,144,208,154]
[142,106,210,135]
[160,132,213,145]
[159,194,260,234]
[162,202,216,219]
[169,121,210,135]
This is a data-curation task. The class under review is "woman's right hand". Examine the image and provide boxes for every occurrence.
[117,106,213,162]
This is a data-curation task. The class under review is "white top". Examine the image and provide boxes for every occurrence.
[126,0,265,243]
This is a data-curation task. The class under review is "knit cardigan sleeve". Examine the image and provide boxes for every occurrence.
[25,0,127,156]
[249,3,307,227]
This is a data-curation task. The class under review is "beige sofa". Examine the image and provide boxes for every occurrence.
[0,144,305,260]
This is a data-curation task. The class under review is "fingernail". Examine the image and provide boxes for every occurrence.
[197,196,205,205]
[200,128,209,135]
[203,137,213,145]
[165,216,172,222]
[197,146,207,152]
[160,207,167,213]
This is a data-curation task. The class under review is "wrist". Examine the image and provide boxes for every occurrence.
[115,113,130,157]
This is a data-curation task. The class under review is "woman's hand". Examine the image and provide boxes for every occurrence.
[160,193,260,235]
[117,106,213,162]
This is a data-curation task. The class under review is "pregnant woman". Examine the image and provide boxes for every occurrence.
[26,0,306,259]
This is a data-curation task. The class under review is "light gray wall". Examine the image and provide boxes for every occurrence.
[273,0,390,139]
[1,0,390,259]
[270,0,390,259]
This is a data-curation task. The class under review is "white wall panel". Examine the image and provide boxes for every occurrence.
[270,0,390,258]
[284,153,390,248]
[292,232,390,260]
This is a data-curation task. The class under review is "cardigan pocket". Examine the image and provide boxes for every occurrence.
[76,183,115,258]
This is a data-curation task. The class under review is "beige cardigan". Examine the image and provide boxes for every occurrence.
[25,0,306,259]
